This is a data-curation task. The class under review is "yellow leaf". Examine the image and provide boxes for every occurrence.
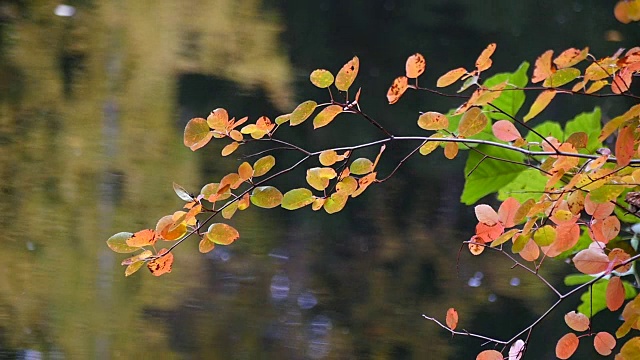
[523,89,556,122]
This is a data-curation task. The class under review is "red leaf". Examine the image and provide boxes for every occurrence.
[615,125,635,167]
[607,276,625,311]
[555,333,579,359]
[498,197,520,228]
[446,308,458,330]
[564,311,590,332]
[476,350,503,360]
[492,120,522,142]
[573,248,609,275]
[593,331,616,356]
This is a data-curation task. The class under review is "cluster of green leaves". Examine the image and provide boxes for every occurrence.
[107,26,640,359]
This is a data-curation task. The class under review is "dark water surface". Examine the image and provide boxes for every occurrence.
[0,1,636,359]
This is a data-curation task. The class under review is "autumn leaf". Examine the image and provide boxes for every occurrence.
[106,232,138,254]
[126,229,157,247]
[615,125,635,167]
[147,249,174,276]
[555,333,579,360]
[607,276,625,311]
[542,68,580,88]
[253,155,276,177]
[417,112,449,131]
[387,76,409,104]
[564,311,589,332]
[310,69,334,88]
[446,308,458,330]
[221,141,239,156]
[444,142,459,159]
[533,225,556,246]
[458,107,488,137]
[306,167,337,191]
[492,120,521,142]
[184,117,213,151]
[475,204,500,226]
[282,188,315,210]
[523,90,556,122]
[290,100,318,126]
[250,186,283,208]
[476,350,503,360]
[475,43,496,72]
[573,247,609,274]
[553,47,589,69]
[206,223,240,245]
[468,236,485,255]
[313,105,343,129]
[405,53,426,78]
[350,158,374,175]
[437,67,467,88]
[593,332,615,356]
[335,56,359,91]
[532,50,554,83]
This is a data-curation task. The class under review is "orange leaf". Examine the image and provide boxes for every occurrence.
[446,308,458,330]
[564,311,590,332]
[555,333,579,360]
[387,76,409,104]
[418,112,449,130]
[437,67,467,88]
[609,248,632,274]
[476,350,503,360]
[523,89,556,122]
[147,249,174,276]
[405,53,426,78]
[615,125,635,167]
[221,142,239,156]
[612,67,633,94]
[443,142,459,159]
[476,222,505,243]
[593,331,616,356]
[498,197,520,228]
[584,194,615,219]
[591,215,620,243]
[607,276,625,311]
[199,237,215,253]
[532,50,554,83]
[126,229,157,247]
[541,222,580,258]
[468,236,485,255]
[573,247,609,274]
[475,204,500,225]
[492,120,521,142]
[475,43,496,72]
[458,107,488,137]
[313,104,344,129]
[238,162,253,181]
[519,238,540,262]
[206,108,229,132]
[554,47,589,69]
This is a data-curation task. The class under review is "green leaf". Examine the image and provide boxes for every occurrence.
[253,155,276,177]
[281,188,314,210]
[183,117,213,151]
[543,67,580,87]
[206,223,240,245]
[577,278,637,318]
[533,225,556,246]
[290,101,318,126]
[106,232,139,253]
[564,274,594,286]
[589,183,624,203]
[498,168,548,203]
[310,69,334,88]
[275,114,291,125]
[461,144,525,205]
[250,186,283,208]
[565,108,602,153]
[482,62,529,120]
[313,105,343,129]
[350,158,374,175]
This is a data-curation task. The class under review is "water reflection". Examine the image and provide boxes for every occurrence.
[0,0,630,358]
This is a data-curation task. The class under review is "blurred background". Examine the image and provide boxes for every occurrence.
[0,1,638,359]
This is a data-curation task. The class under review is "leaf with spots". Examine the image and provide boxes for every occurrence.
[335,56,359,91]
